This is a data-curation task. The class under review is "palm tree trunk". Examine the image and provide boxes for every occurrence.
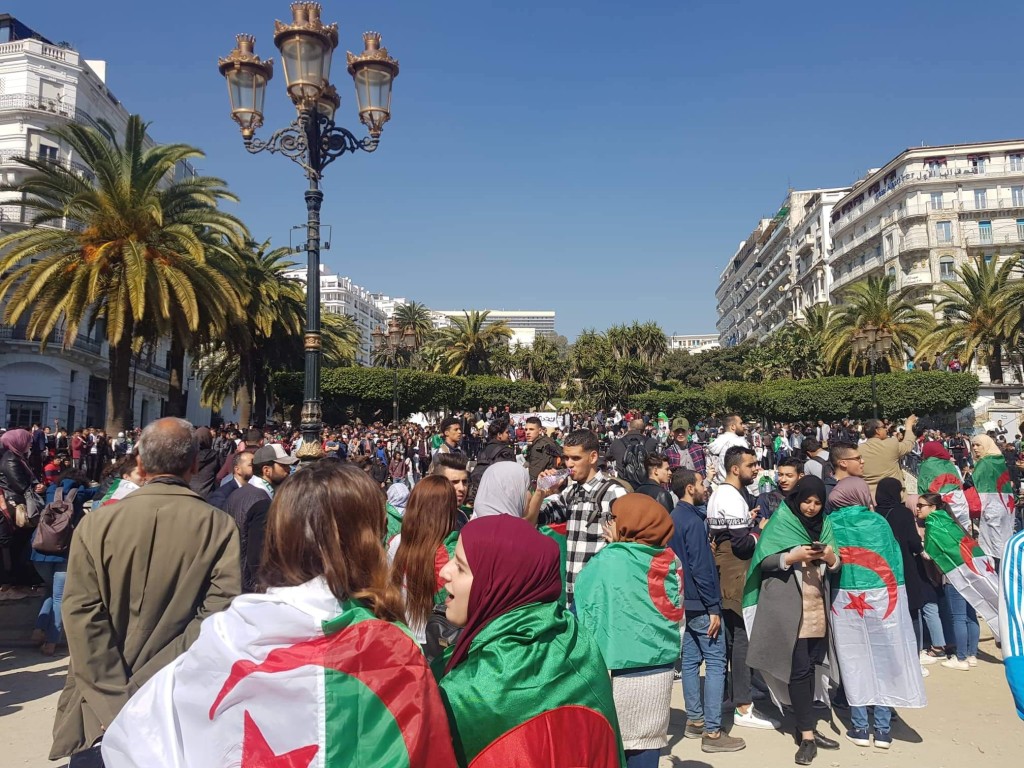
[252,349,267,426]
[165,336,187,418]
[990,343,1004,384]
[106,332,134,435]
[236,384,253,428]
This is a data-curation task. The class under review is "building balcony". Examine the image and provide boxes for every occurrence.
[0,150,95,182]
[0,93,74,119]
[0,324,102,355]
[0,39,77,63]
[898,234,936,252]
[959,196,1024,216]
[963,231,1024,248]
[795,232,815,255]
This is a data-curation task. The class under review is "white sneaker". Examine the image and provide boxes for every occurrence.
[919,650,939,666]
[733,708,780,730]
[941,658,970,671]
[920,666,930,678]
[966,656,978,667]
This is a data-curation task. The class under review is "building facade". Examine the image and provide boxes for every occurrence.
[283,266,386,366]
[368,293,408,319]
[829,140,1024,305]
[0,17,209,430]
[668,334,720,354]
[432,309,556,347]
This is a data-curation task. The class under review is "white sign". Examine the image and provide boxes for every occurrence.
[509,412,560,429]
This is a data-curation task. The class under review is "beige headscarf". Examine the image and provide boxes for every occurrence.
[971,434,1003,457]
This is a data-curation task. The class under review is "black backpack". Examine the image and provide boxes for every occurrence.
[809,455,838,494]
[619,435,650,489]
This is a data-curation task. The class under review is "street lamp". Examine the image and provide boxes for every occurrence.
[372,319,418,424]
[218,3,399,443]
[852,323,894,418]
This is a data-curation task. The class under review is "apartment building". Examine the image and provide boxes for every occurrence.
[668,334,720,354]
[432,309,557,347]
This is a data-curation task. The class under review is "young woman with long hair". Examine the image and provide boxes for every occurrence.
[102,462,457,768]
[390,475,460,643]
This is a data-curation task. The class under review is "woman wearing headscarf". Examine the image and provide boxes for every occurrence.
[0,429,44,596]
[434,515,624,768]
[826,476,874,513]
[970,434,1015,563]
[917,441,970,527]
[386,481,410,515]
[876,478,946,668]
[471,461,530,518]
[575,495,687,766]
[745,476,841,765]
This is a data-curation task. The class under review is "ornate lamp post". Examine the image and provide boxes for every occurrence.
[218,3,398,442]
[852,323,894,419]
[372,319,417,424]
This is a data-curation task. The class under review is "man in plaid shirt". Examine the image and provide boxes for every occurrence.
[528,429,629,601]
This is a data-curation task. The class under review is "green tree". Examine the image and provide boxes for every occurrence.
[393,301,435,347]
[0,115,246,433]
[432,310,513,376]
[918,254,1021,383]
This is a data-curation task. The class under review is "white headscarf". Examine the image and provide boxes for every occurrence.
[386,482,410,514]
[472,462,530,519]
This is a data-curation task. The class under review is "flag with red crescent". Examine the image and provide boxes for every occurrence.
[830,505,926,708]
[100,579,458,768]
[917,456,971,527]
[973,454,1016,560]
[924,509,1002,643]
[574,542,684,671]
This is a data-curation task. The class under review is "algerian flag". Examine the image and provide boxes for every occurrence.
[924,510,1001,643]
[574,542,684,670]
[973,454,1016,559]
[830,505,926,708]
[539,522,568,603]
[98,478,139,507]
[743,502,837,704]
[434,602,624,768]
[385,502,403,547]
[999,530,1024,720]
[917,457,971,528]
[434,530,459,604]
[101,579,458,768]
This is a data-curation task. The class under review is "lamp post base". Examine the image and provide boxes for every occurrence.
[300,400,323,447]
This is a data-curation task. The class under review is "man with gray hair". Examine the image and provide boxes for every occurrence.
[50,418,241,761]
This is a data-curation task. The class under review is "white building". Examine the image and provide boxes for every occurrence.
[829,140,1024,308]
[668,334,720,354]
[432,309,556,347]
[0,16,210,430]
[369,293,408,319]
[716,188,847,345]
[283,266,386,365]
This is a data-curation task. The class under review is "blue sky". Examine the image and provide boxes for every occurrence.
[18,0,1024,339]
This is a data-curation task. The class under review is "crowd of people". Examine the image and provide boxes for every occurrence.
[0,406,1022,767]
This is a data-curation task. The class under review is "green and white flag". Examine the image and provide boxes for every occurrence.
[917,456,970,527]
[574,542,684,670]
[924,510,1001,643]
[973,454,1016,559]
[830,505,926,708]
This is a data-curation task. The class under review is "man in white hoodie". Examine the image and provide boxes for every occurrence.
[707,415,749,484]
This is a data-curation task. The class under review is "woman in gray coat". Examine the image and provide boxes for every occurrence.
[745,476,842,765]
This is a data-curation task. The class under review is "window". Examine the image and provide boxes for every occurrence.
[975,189,988,209]
[1011,154,1024,172]
[972,156,988,173]
[936,220,952,243]
[979,221,993,244]
[1014,186,1024,207]
[930,192,943,210]
[885,233,894,254]
[38,144,58,163]
[887,266,896,278]
[1018,219,1024,241]
[940,257,956,280]
[6,399,45,429]
[927,160,945,175]
[984,253,995,264]
[859,253,866,267]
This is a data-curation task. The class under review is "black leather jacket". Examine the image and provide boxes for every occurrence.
[0,448,36,503]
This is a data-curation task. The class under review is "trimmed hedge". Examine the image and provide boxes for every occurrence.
[271,368,546,422]
[629,371,979,422]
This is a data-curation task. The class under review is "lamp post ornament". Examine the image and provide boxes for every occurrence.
[853,324,894,419]
[373,319,418,424]
[218,3,399,442]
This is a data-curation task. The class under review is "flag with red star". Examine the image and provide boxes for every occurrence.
[100,579,458,768]
[830,505,926,709]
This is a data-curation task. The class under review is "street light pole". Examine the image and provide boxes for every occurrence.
[853,323,894,421]
[373,319,417,425]
[218,3,399,443]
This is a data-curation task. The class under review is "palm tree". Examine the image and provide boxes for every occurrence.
[636,321,669,370]
[433,310,513,375]
[0,115,247,433]
[824,274,933,373]
[918,254,1022,383]
[393,301,435,347]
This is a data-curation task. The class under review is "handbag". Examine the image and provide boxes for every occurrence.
[15,488,45,528]
[423,602,462,664]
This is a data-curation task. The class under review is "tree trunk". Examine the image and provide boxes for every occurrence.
[252,349,267,427]
[165,335,187,418]
[106,332,134,435]
[236,384,253,429]
[990,343,1004,384]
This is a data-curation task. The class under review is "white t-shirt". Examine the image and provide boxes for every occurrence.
[706,483,751,533]
[707,432,750,483]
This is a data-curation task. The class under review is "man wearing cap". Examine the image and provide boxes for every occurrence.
[224,444,297,589]
[666,418,696,472]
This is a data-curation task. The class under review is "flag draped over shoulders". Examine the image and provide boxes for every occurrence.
[98,478,139,506]
[574,542,683,670]
[917,457,970,527]
[829,505,926,708]
[973,454,1016,558]
[1000,530,1024,721]
[434,530,460,604]
[101,578,457,768]
[924,510,1001,643]
[385,502,404,547]
[434,601,624,768]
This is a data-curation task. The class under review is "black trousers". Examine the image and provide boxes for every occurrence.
[789,636,827,733]
[723,609,752,706]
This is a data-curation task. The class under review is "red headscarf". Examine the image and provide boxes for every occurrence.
[443,515,561,674]
[922,441,952,462]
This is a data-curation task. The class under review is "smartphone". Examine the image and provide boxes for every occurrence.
[810,541,825,552]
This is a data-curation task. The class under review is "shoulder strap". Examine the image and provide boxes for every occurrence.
[53,486,63,505]
[64,487,78,505]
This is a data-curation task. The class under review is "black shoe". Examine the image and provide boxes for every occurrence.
[813,730,840,750]
[795,739,817,765]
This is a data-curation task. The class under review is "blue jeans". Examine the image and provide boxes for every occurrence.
[851,705,891,732]
[918,601,945,648]
[682,611,726,734]
[946,586,979,660]
[33,561,66,644]
[625,749,661,768]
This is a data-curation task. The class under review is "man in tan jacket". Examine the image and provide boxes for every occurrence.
[859,414,918,497]
[51,418,241,760]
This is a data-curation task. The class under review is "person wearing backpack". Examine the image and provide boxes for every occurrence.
[1,429,46,599]
[801,438,837,497]
[30,469,98,655]
[608,419,660,485]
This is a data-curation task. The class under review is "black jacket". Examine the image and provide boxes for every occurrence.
[189,448,222,499]
[207,478,243,511]
[471,440,516,487]
[525,435,558,481]
[633,481,674,513]
[0,448,35,503]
